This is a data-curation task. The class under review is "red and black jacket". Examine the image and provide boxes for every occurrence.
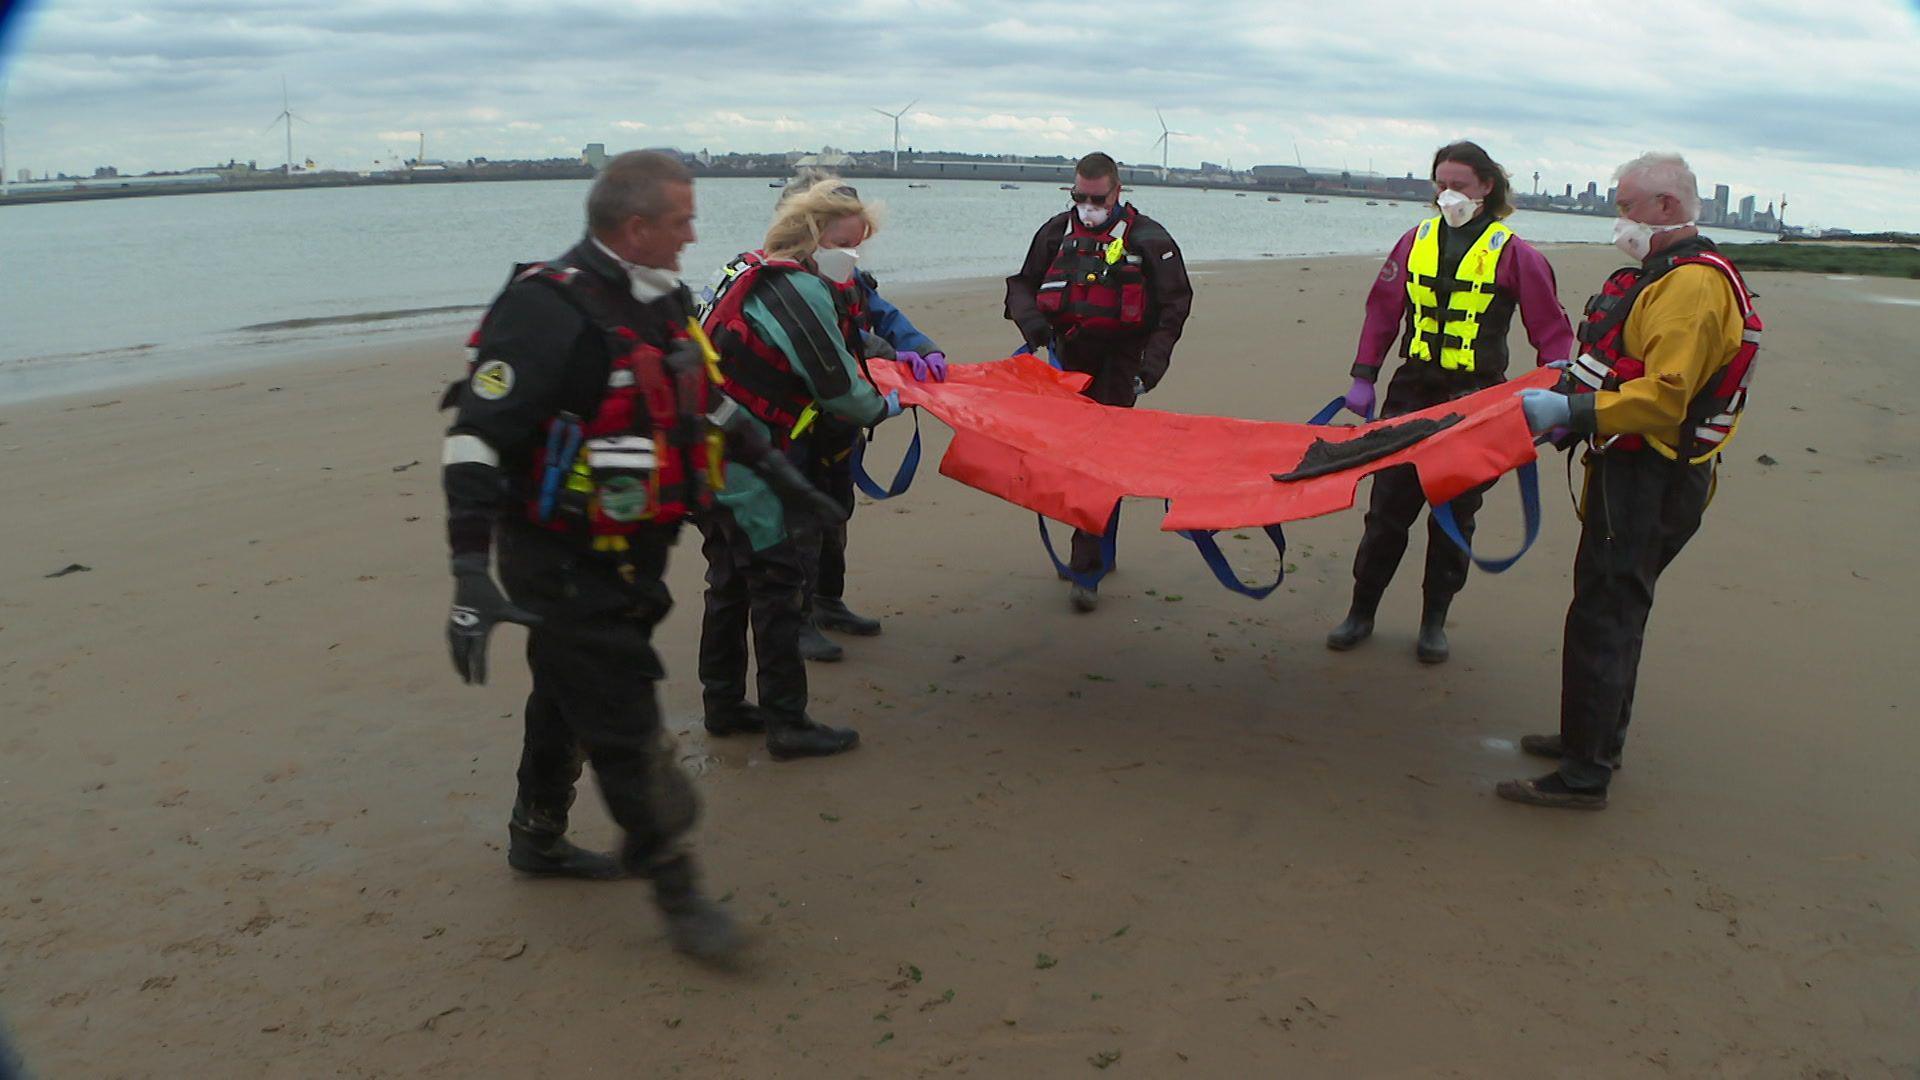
[1563,236,1762,457]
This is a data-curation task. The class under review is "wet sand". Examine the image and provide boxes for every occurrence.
[2,247,1916,1076]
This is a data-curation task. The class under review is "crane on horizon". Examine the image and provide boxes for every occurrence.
[871,100,916,171]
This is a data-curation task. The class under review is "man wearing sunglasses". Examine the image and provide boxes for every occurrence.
[1005,151,1194,612]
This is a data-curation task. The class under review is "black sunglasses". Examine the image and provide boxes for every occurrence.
[1069,190,1115,204]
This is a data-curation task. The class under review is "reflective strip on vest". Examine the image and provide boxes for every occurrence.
[442,434,500,467]
[1404,217,1513,372]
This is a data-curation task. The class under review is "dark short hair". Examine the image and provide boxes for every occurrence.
[586,150,693,232]
[1431,141,1515,219]
[1076,152,1120,184]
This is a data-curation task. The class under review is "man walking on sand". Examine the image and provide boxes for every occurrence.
[438,151,844,958]
[1004,151,1193,613]
[1500,152,1762,810]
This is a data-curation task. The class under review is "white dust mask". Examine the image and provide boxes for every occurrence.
[1436,189,1482,229]
[1076,201,1114,228]
[813,245,861,285]
[1612,216,1694,261]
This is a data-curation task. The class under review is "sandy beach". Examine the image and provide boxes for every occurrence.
[2,245,1916,1077]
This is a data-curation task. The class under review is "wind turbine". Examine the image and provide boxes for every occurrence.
[871,100,916,171]
[1151,109,1190,179]
[265,77,301,176]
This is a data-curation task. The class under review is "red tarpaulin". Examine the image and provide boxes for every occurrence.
[867,354,1556,535]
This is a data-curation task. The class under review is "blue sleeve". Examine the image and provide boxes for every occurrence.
[862,284,939,356]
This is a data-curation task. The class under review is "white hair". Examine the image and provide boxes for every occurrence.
[1612,152,1702,218]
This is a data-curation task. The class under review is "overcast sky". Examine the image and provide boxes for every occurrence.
[3,0,1917,230]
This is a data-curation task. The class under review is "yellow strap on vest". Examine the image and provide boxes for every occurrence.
[685,317,726,386]
[1405,217,1513,372]
[790,403,819,440]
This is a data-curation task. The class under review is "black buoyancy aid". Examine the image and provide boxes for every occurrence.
[463,262,719,538]
[700,250,866,445]
[1564,237,1762,459]
[1034,207,1149,335]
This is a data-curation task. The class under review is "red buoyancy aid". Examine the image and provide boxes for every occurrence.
[1034,207,1149,335]
[465,262,718,537]
[1564,238,1762,460]
[699,250,867,445]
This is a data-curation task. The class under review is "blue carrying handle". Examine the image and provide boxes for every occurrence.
[850,408,921,500]
[1038,502,1119,590]
[1160,391,1348,599]
[1177,523,1291,599]
[1431,460,1542,573]
[1013,338,1061,370]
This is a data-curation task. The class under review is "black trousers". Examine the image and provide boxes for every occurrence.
[697,507,816,722]
[1558,449,1713,790]
[1056,333,1143,575]
[1349,360,1501,604]
[497,524,694,864]
[798,432,859,615]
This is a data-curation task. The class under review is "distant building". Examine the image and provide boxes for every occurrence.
[1250,164,1309,182]
[1712,184,1730,225]
[1738,193,1756,226]
[794,146,855,169]
[16,168,28,184]
[1200,160,1226,174]
[94,165,119,178]
[582,143,607,170]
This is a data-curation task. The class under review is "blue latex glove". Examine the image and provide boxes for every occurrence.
[1345,376,1376,420]
[1517,388,1572,436]
[881,389,903,419]
[1543,359,1572,370]
[1131,375,1149,398]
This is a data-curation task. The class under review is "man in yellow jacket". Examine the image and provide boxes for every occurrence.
[1499,152,1756,810]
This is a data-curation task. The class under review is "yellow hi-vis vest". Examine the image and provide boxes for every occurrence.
[1404,216,1513,372]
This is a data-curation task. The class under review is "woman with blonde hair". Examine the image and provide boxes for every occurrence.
[693,177,902,760]
[770,178,948,662]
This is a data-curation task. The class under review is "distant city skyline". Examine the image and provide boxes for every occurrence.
[2,0,1916,230]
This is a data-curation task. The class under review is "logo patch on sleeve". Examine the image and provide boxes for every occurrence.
[472,360,515,400]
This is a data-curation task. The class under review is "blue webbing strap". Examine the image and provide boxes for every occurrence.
[1038,502,1119,590]
[850,409,922,500]
[1431,460,1542,573]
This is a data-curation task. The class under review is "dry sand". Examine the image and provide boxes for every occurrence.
[2,247,1916,1077]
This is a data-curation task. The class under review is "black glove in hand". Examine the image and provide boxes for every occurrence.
[447,556,543,686]
[754,452,849,526]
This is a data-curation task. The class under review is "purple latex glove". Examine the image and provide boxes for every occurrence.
[897,350,948,383]
[1344,376,1376,420]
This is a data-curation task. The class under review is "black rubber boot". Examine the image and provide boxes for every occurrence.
[1325,591,1381,651]
[1520,733,1563,759]
[797,620,845,662]
[765,714,860,761]
[1069,583,1099,612]
[1416,595,1451,664]
[507,801,623,880]
[643,852,743,965]
[814,596,881,636]
[703,703,770,738]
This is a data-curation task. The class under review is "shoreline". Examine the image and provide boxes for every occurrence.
[2,247,1917,1076]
